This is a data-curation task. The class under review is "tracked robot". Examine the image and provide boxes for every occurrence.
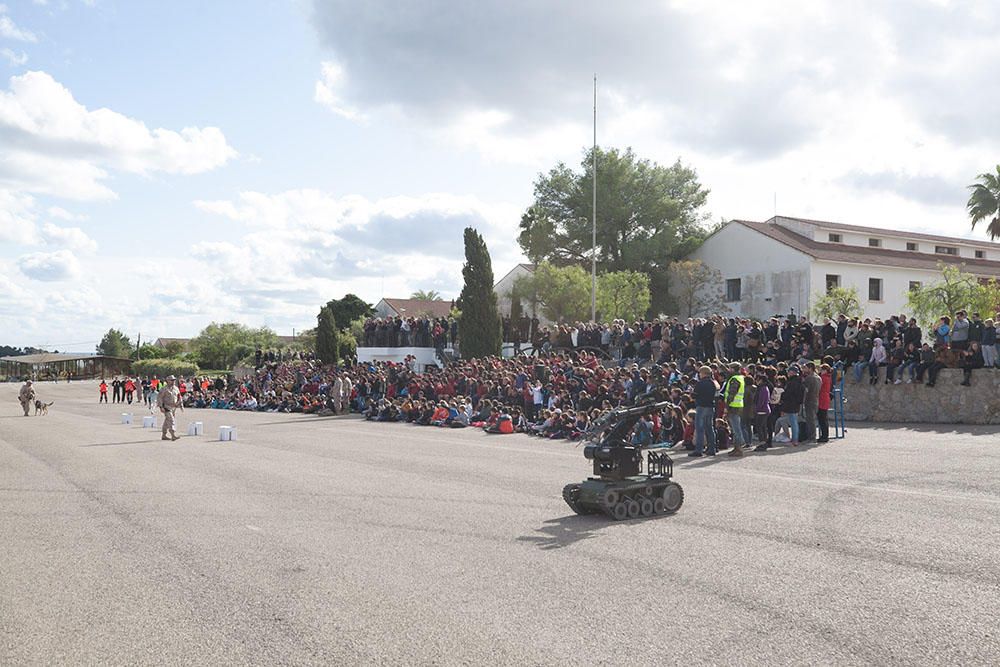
[562,398,683,520]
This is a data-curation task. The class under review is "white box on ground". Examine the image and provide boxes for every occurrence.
[194,421,203,435]
[121,413,132,424]
[228,427,238,441]
[187,423,198,436]
[219,426,232,441]
[142,415,156,428]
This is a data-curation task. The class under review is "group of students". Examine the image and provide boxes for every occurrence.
[854,311,998,387]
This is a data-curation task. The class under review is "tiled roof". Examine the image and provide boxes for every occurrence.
[770,215,1000,251]
[735,220,1000,277]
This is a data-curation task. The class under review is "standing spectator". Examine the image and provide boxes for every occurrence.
[99,379,108,403]
[951,312,970,350]
[801,363,821,443]
[982,319,998,369]
[689,366,718,458]
[778,366,804,444]
[723,363,746,457]
[817,364,833,443]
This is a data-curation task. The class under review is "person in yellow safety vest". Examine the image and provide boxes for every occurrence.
[723,362,746,457]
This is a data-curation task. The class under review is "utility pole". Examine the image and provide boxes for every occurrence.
[591,74,597,323]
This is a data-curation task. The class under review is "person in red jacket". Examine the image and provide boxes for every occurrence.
[817,364,833,443]
[99,380,108,403]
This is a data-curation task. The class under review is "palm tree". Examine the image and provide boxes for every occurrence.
[410,290,443,301]
[967,166,1000,239]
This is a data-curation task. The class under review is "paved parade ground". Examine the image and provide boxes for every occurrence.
[2,381,999,665]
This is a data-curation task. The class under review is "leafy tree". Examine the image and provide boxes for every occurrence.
[518,146,711,313]
[136,343,167,360]
[906,263,985,329]
[132,358,199,378]
[96,329,134,358]
[597,270,651,322]
[324,294,374,331]
[337,330,357,363]
[316,305,339,365]
[457,227,501,358]
[811,286,863,320]
[162,340,187,357]
[967,165,1000,239]
[667,260,727,318]
[190,323,277,369]
[410,290,443,301]
[514,262,590,323]
[509,290,523,324]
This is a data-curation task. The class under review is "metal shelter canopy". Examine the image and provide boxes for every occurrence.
[0,353,132,380]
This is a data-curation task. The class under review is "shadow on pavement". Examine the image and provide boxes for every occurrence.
[80,440,160,447]
[518,512,677,550]
[846,422,998,436]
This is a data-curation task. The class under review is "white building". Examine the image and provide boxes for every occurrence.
[493,263,535,317]
[684,215,1000,319]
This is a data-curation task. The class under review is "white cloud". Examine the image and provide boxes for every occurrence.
[314,61,364,122]
[0,71,237,200]
[193,189,524,311]
[309,0,1000,240]
[1,47,27,66]
[40,222,97,253]
[17,249,81,281]
[0,6,37,43]
[0,188,38,243]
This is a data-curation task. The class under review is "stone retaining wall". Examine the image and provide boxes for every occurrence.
[842,369,1000,424]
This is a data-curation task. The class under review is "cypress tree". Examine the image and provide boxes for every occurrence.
[458,227,502,358]
[316,304,339,365]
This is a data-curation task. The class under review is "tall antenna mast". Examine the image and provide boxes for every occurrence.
[591,74,597,323]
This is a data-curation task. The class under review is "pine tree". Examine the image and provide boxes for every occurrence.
[316,305,339,365]
[458,227,502,358]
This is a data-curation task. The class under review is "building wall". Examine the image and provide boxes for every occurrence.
[684,222,813,319]
[494,265,533,317]
[809,261,944,319]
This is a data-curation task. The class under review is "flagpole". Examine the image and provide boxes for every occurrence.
[591,74,597,323]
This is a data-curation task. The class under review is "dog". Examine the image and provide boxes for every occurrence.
[34,400,53,416]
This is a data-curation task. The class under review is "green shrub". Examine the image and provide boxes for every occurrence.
[132,358,200,378]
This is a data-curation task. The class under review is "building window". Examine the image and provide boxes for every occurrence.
[825,274,841,292]
[935,245,957,255]
[725,278,741,302]
[868,278,883,301]
[909,281,922,292]
[906,242,918,251]
[975,250,985,259]
[868,238,881,248]
[828,233,842,243]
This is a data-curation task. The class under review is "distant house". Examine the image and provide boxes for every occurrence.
[683,215,1000,319]
[493,263,535,317]
[373,298,455,320]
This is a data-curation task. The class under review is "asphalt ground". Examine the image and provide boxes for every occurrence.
[2,381,999,666]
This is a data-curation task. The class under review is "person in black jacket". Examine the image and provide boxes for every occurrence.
[959,341,985,386]
[777,366,804,444]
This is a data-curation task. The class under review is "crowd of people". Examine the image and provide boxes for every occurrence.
[94,308,997,454]
[361,316,457,349]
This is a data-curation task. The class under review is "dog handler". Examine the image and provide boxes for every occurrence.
[156,375,183,441]
[18,379,34,417]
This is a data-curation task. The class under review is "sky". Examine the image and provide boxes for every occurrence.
[1,0,999,352]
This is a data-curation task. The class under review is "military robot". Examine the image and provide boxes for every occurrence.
[562,399,683,520]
